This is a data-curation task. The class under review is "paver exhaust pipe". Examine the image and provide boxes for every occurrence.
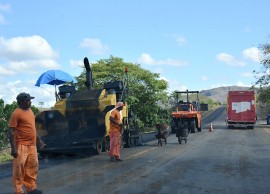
[84,57,93,90]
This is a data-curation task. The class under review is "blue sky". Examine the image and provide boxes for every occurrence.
[0,0,269,108]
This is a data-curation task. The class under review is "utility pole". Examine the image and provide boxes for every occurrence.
[38,102,44,109]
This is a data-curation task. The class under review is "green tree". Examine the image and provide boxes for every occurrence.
[253,41,270,104]
[0,99,8,150]
[76,56,169,128]
[0,100,39,150]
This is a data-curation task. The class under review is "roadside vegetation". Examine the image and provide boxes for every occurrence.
[252,40,270,114]
[0,100,39,162]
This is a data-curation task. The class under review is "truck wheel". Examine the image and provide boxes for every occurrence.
[228,125,233,129]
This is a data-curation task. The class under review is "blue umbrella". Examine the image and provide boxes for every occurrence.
[35,70,77,101]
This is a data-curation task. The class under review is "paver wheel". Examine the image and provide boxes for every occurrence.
[178,137,182,144]
[95,140,103,154]
[103,138,110,152]
[189,120,196,133]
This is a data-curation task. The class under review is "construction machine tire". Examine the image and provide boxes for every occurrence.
[95,140,103,155]
[120,138,124,149]
[130,137,137,147]
[102,138,110,152]
[189,120,196,133]
[38,151,59,159]
[126,137,132,148]
[133,137,138,146]
[171,119,176,133]
[178,137,181,144]
[124,132,138,148]
[195,119,201,132]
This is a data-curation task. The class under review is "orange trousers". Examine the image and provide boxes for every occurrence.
[109,131,121,159]
[13,144,39,194]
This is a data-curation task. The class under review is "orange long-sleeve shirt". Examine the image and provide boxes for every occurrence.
[110,109,122,133]
[9,108,36,146]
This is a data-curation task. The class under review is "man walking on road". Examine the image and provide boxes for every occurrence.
[109,102,124,162]
[8,92,45,194]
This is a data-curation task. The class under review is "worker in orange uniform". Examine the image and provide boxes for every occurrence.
[8,92,45,194]
[109,102,124,162]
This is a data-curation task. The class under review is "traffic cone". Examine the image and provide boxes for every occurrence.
[208,122,213,132]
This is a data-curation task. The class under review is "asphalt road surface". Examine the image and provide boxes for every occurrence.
[1,107,270,194]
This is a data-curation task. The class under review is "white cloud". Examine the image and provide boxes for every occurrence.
[0,35,58,61]
[70,59,84,68]
[176,36,187,46]
[0,79,57,108]
[69,59,85,76]
[0,3,10,24]
[138,53,187,67]
[0,35,60,75]
[153,67,164,74]
[216,53,246,67]
[159,76,168,82]
[139,53,155,64]
[0,80,35,104]
[236,81,244,86]
[0,65,15,75]
[34,85,57,108]
[80,38,109,55]
[244,26,251,32]
[201,76,208,81]
[240,72,252,78]
[0,14,5,24]
[243,47,260,62]
[0,3,11,12]
[236,81,252,87]
[210,83,230,89]
[167,79,187,92]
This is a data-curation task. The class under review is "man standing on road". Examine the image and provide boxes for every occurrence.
[8,92,45,194]
[109,102,124,162]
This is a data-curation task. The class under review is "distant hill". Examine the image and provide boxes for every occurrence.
[200,86,254,104]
